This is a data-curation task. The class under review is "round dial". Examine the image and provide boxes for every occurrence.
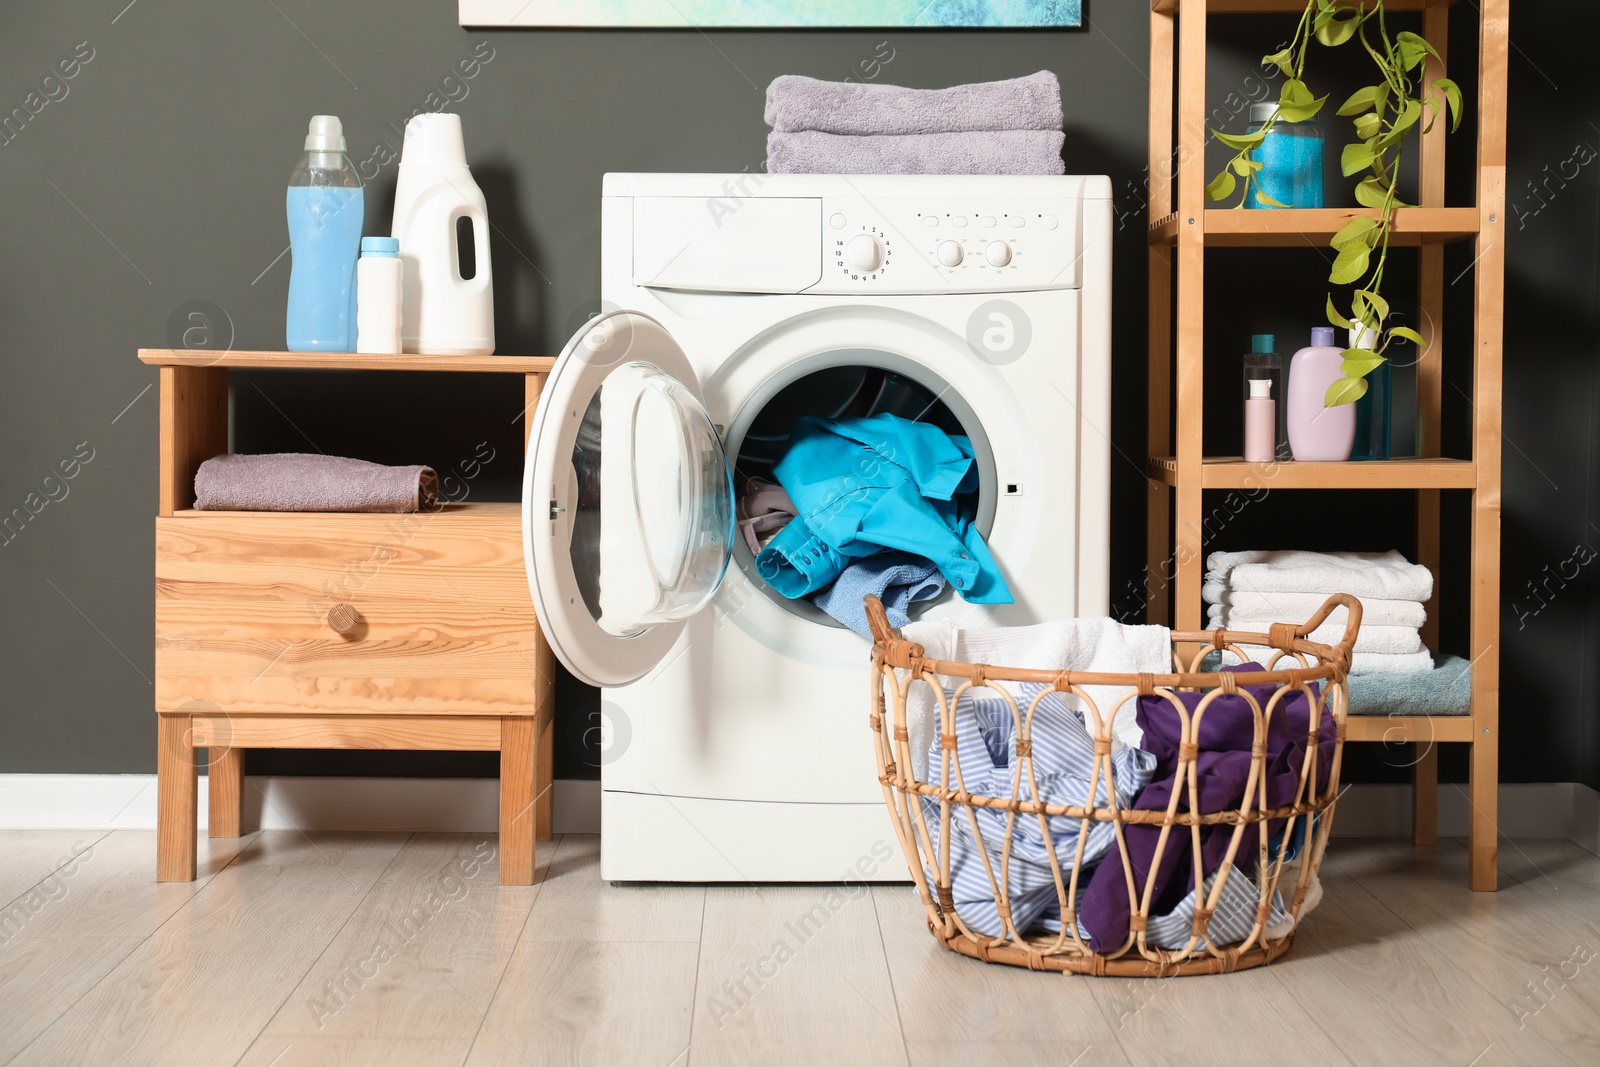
[845,233,885,272]
[985,241,1013,267]
[937,240,964,267]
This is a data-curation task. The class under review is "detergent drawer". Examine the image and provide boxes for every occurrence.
[632,195,823,293]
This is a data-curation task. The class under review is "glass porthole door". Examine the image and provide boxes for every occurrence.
[522,311,735,687]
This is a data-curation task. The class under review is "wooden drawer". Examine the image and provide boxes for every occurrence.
[155,503,539,716]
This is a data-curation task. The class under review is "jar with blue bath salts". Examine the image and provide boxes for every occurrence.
[1245,102,1324,209]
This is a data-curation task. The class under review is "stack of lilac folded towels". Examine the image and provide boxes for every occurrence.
[764,70,1065,175]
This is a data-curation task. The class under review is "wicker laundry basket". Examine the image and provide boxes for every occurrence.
[866,593,1360,977]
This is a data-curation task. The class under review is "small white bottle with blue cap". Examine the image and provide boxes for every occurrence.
[355,236,403,354]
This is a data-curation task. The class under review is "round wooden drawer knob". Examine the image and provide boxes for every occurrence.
[327,603,361,634]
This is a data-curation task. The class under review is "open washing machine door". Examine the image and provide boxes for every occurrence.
[523,310,735,687]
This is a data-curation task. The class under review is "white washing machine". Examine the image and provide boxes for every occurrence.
[523,173,1112,882]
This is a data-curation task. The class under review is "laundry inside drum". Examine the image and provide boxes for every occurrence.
[730,359,995,629]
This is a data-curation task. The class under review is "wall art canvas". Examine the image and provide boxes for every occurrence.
[460,1,1083,28]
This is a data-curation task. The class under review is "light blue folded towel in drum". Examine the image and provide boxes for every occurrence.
[767,129,1066,176]
[812,551,946,637]
[764,71,1063,135]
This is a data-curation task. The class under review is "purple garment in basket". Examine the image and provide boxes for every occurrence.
[1077,663,1336,953]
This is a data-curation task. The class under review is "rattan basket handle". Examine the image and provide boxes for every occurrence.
[864,594,896,644]
[1294,592,1363,660]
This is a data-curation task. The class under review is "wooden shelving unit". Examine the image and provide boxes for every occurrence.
[138,348,557,885]
[1144,0,1507,890]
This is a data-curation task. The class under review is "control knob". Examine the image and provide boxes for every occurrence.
[845,234,884,272]
[937,241,964,267]
[985,241,1013,267]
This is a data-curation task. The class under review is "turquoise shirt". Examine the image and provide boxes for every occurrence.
[755,413,1013,604]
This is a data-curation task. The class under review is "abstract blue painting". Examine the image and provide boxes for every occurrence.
[460,1,1084,28]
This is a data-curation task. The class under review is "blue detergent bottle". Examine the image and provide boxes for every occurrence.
[286,115,365,351]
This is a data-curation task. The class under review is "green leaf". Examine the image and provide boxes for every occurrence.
[1212,129,1267,151]
[1389,325,1426,346]
[1349,290,1374,329]
[1337,85,1382,117]
[1378,98,1423,147]
[1354,176,1392,209]
[1326,295,1355,331]
[1354,112,1383,141]
[1205,169,1237,202]
[1276,79,1329,122]
[1315,4,1361,47]
[1356,288,1389,322]
[1329,242,1371,285]
[1253,188,1289,208]
[1341,141,1378,177]
[1395,31,1441,72]
[1341,351,1386,378]
[1331,216,1380,249]
[1324,376,1370,407]
[1433,77,1464,133]
[1281,79,1314,106]
[1262,48,1296,78]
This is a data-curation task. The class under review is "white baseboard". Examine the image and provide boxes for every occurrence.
[0,775,600,836]
[1331,782,1599,852]
[0,775,1594,855]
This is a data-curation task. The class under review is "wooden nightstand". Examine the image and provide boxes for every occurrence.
[141,349,556,884]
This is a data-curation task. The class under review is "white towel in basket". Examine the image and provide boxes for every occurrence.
[899,616,1172,782]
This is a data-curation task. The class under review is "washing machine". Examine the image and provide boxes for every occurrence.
[523,173,1112,881]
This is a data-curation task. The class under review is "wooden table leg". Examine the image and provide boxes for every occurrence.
[1469,729,1499,891]
[208,746,244,838]
[499,716,537,885]
[1411,742,1438,846]
[157,713,198,882]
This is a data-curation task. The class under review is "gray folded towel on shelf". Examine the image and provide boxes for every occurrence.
[194,453,438,513]
[766,129,1066,176]
[1348,652,1473,715]
[764,71,1063,135]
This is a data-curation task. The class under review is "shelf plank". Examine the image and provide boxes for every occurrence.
[168,501,521,518]
[139,349,555,374]
[1152,0,1457,13]
[1147,456,1476,489]
[1149,208,1479,247]
[1344,715,1476,744]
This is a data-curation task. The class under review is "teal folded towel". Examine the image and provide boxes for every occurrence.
[1348,653,1472,716]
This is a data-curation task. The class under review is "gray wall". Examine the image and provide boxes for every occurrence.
[1,1,1595,789]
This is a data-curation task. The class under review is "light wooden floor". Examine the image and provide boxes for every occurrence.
[2,829,1597,1066]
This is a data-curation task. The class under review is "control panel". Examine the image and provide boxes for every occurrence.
[816,197,1082,295]
[625,182,1099,296]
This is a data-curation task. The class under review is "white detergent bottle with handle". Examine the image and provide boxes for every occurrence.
[390,113,494,355]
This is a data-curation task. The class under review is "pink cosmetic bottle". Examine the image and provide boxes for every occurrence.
[1286,326,1355,462]
[1244,378,1275,463]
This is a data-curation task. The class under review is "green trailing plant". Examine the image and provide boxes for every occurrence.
[1207,0,1464,407]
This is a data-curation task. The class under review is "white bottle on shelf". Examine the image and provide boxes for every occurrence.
[390,113,495,356]
[355,237,403,354]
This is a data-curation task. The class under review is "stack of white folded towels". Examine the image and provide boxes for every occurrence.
[1205,550,1434,675]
